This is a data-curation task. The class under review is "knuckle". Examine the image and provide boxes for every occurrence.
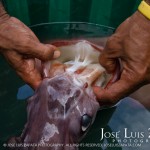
[106,44,115,52]
[99,55,116,73]
[106,35,116,45]
[10,17,18,23]
[42,45,55,60]
[107,36,114,43]
[105,35,121,51]
[18,38,32,50]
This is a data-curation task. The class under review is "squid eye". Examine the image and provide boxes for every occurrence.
[81,114,92,132]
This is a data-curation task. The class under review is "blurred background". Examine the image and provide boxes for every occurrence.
[3,0,140,27]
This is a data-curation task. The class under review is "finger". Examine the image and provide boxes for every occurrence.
[16,63,42,89]
[99,35,122,73]
[3,50,42,89]
[3,50,24,69]
[99,53,118,73]
[93,78,137,105]
[20,42,61,61]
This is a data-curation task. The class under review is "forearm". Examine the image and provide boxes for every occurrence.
[0,0,9,21]
[0,0,6,16]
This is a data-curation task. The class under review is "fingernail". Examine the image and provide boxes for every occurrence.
[53,50,61,59]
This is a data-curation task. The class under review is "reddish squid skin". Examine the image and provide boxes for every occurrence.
[7,40,120,150]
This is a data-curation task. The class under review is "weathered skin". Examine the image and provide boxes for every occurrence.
[8,40,119,150]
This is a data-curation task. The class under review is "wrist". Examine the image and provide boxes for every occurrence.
[132,11,150,32]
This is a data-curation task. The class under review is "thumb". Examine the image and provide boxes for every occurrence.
[99,53,118,73]
[93,79,136,105]
[23,42,60,61]
[99,35,122,73]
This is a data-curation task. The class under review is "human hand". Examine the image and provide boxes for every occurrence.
[0,16,60,89]
[93,11,150,105]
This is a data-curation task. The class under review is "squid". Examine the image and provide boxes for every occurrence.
[8,40,120,150]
